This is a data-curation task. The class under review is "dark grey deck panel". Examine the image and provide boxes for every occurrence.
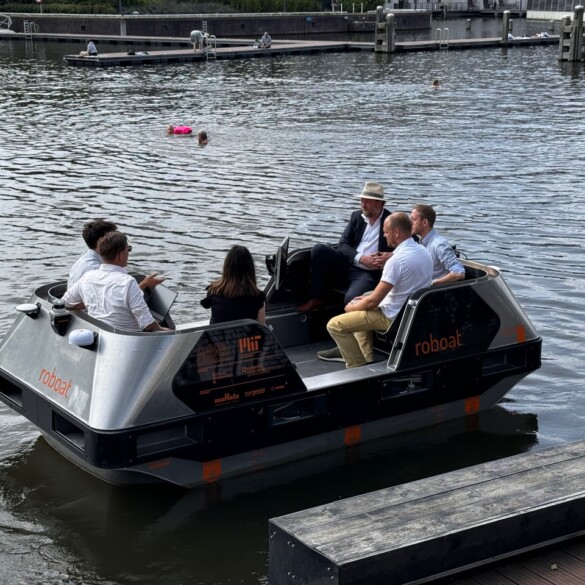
[269,441,585,585]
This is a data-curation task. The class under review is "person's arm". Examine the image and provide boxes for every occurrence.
[256,304,266,325]
[432,243,465,285]
[62,282,86,310]
[127,280,170,332]
[139,272,166,291]
[432,271,465,286]
[344,280,393,312]
[337,212,362,262]
[143,321,171,332]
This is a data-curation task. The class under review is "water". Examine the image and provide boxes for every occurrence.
[1,26,585,584]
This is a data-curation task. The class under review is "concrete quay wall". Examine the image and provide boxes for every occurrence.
[6,11,431,38]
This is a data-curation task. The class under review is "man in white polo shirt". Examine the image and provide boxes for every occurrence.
[63,231,170,333]
[326,212,432,368]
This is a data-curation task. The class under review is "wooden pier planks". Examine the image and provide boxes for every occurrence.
[58,35,559,66]
[269,441,585,585]
[63,40,355,67]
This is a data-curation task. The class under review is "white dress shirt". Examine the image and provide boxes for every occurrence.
[68,249,101,289]
[63,264,154,332]
[379,237,433,319]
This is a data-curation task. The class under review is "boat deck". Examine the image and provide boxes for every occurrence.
[284,341,389,379]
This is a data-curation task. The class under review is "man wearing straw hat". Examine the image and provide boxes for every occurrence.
[297,181,393,316]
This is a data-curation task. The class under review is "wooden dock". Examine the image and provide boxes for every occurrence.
[63,40,361,67]
[0,30,560,66]
[268,440,585,585]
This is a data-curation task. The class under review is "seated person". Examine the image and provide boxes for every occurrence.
[68,219,117,288]
[167,125,193,135]
[63,231,170,332]
[326,213,432,368]
[68,219,165,292]
[260,32,272,48]
[87,40,98,56]
[410,204,465,286]
[201,245,265,324]
[298,181,393,314]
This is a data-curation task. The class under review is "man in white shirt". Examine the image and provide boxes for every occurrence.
[68,218,165,292]
[68,219,117,289]
[326,212,432,368]
[410,204,465,286]
[63,232,170,333]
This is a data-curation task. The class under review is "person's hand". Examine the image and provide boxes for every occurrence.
[344,296,363,312]
[359,254,380,269]
[140,272,166,290]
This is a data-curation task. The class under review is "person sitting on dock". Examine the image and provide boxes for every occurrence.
[63,231,171,332]
[297,181,393,316]
[201,245,266,325]
[87,40,98,56]
[326,213,432,368]
[190,30,205,52]
[410,204,465,286]
[197,129,208,145]
[259,32,272,48]
[167,125,193,135]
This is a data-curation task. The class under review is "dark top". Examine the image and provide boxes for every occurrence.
[337,208,393,262]
[200,291,266,324]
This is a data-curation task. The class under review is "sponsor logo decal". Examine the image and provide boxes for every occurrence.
[239,335,261,354]
[415,329,463,356]
[38,367,72,398]
[214,391,239,405]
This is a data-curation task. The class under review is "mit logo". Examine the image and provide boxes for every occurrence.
[239,335,262,353]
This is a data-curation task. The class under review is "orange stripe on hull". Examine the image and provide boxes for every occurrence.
[203,459,222,483]
[465,396,481,415]
[344,425,362,446]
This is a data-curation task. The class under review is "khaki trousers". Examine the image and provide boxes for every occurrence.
[327,309,393,369]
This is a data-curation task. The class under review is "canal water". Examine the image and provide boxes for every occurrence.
[1,24,584,585]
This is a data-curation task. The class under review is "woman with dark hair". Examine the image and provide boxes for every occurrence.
[201,245,266,324]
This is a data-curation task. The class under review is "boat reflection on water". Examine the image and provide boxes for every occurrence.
[1,405,537,584]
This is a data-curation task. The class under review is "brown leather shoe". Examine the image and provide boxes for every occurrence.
[296,298,325,313]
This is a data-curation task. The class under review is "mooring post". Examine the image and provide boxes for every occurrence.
[558,14,572,60]
[558,8,583,62]
[569,5,584,61]
[375,5,385,52]
[385,13,396,53]
[501,10,510,43]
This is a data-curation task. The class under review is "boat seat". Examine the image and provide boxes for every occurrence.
[374,302,407,350]
[48,283,67,301]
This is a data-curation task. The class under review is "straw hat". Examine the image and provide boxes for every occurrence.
[358,181,384,201]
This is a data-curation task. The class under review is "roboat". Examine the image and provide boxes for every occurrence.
[0,239,542,488]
